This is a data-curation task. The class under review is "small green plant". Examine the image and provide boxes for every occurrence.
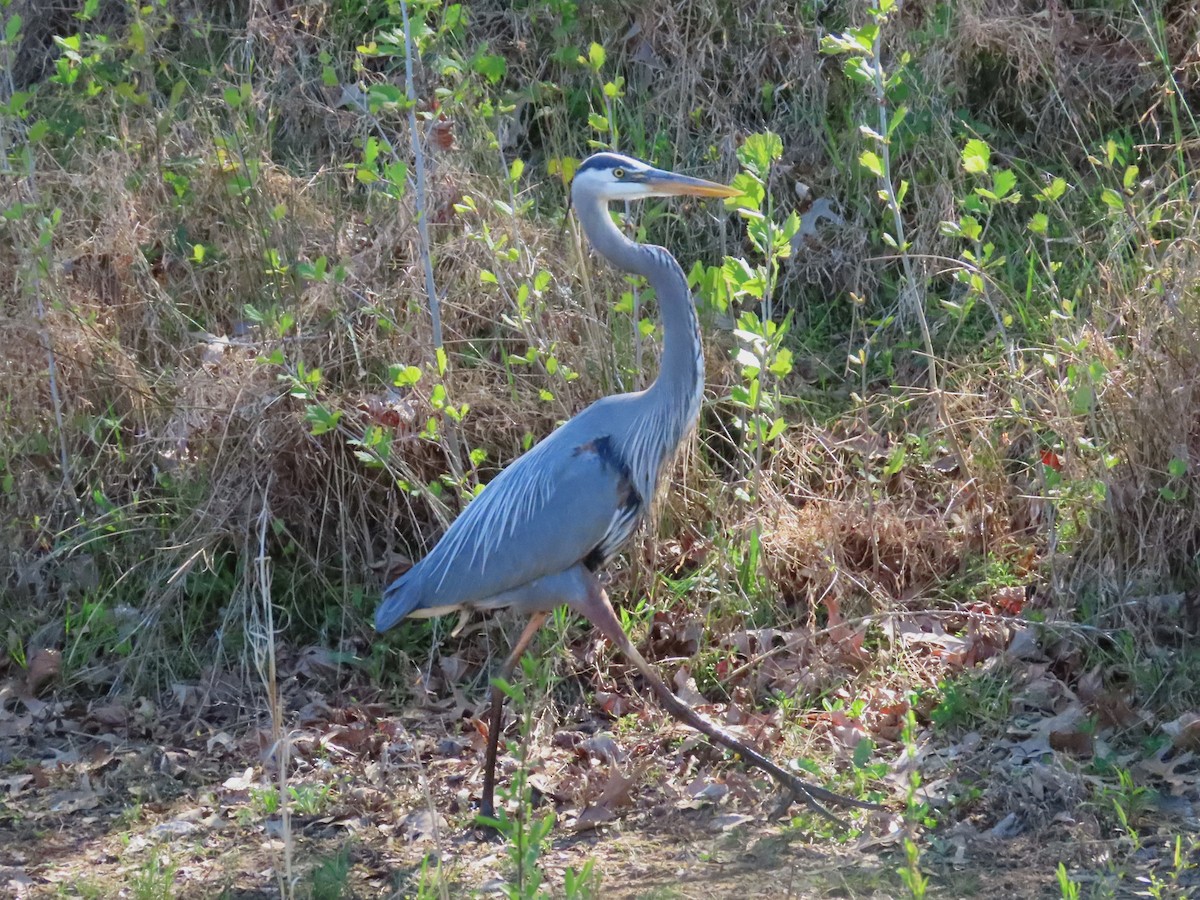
[820,0,934,369]
[1143,835,1199,899]
[898,837,928,900]
[413,854,452,900]
[564,858,602,900]
[129,849,178,900]
[249,785,281,817]
[897,701,930,899]
[849,738,888,800]
[288,782,333,817]
[57,879,106,900]
[477,655,558,900]
[304,845,352,900]
[115,801,145,830]
[930,672,1013,732]
[1101,767,1151,834]
[692,131,798,483]
[1055,862,1081,900]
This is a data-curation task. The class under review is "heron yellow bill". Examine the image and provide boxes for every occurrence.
[639,168,742,198]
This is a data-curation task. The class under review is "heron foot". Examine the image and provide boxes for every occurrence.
[472,811,506,841]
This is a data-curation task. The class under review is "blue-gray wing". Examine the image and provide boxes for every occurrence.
[375,432,638,630]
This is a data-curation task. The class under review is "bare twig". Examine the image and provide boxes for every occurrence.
[248,475,295,899]
[399,0,443,350]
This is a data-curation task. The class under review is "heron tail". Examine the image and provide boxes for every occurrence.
[375,574,423,632]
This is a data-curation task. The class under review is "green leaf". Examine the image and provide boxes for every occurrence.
[1028,212,1049,234]
[859,150,883,178]
[1070,384,1095,415]
[472,53,506,84]
[840,56,874,84]
[768,347,793,377]
[992,168,1016,199]
[5,13,22,44]
[441,4,465,34]
[725,172,764,211]
[384,160,408,189]
[363,136,381,166]
[390,364,423,387]
[1168,457,1188,478]
[853,23,879,52]
[304,405,342,436]
[882,443,907,477]
[587,42,606,70]
[129,18,146,54]
[1100,188,1123,211]
[586,111,610,132]
[737,131,783,178]
[1036,176,1068,202]
[961,139,990,174]
[367,83,405,108]
[959,215,982,241]
[721,257,765,299]
[548,156,579,185]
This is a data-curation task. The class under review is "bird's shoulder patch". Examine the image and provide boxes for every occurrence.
[573,436,624,472]
[573,436,633,485]
[577,436,645,572]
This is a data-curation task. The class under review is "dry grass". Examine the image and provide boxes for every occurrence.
[0,0,1192,702]
[2,0,1200,895]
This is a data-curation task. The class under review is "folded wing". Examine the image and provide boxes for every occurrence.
[376,432,637,630]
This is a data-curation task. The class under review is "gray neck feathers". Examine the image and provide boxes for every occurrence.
[576,194,705,493]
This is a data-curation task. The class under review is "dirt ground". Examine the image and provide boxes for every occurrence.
[2,631,1198,900]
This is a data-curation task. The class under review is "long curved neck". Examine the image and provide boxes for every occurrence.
[576,194,704,444]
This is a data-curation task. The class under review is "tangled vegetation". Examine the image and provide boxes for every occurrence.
[1,0,1199,897]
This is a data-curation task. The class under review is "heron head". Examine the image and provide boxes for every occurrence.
[570,152,740,204]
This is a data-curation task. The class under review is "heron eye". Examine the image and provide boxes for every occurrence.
[613,167,626,179]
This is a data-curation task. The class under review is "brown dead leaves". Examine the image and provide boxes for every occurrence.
[24,649,61,696]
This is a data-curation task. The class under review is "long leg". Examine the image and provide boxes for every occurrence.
[569,578,880,828]
[480,611,548,820]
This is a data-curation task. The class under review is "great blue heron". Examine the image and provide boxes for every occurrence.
[377,152,870,824]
